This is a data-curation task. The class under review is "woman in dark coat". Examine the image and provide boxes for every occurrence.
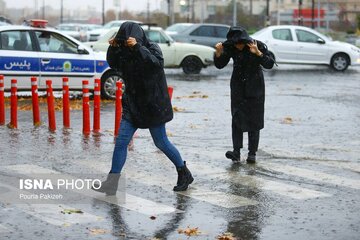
[94,22,193,194]
[214,26,274,164]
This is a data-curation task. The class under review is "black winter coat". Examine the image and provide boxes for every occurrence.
[214,40,274,132]
[107,22,173,128]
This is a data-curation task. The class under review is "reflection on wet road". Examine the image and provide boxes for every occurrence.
[0,65,359,239]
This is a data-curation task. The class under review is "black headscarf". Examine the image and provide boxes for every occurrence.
[226,26,253,44]
[222,26,254,54]
[114,21,150,47]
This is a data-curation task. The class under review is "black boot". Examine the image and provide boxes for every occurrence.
[92,173,121,195]
[225,150,240,163]
[173,161,194,191]
[246,151,256,164]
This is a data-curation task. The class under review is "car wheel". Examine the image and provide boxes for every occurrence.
[100,70,124,99]
[331,53,349,71]
[181,56,203,74]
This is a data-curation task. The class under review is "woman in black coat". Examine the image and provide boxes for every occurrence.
[94,22,193,194]
[214,26,274,164]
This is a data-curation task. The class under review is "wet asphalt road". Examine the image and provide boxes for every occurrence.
[0,64,359,240]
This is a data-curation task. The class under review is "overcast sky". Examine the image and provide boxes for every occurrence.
[3,0,162,12]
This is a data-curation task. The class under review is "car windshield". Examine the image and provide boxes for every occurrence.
[166,24,193,33]
[97,29,117,43]
[252,27,269,37]
[145,29,174,43]
[58,25,79,31]
[103,21,126,29]
[162,30,174,42]
[84,24,102,31]
[312,29,331,41]
[103,22,117,29]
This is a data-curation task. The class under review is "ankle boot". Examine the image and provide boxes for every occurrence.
[246,151,256,164]
[173,161,194,191]
[92,173,121,195]
[225,150,240,163]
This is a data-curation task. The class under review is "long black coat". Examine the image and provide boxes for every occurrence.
[214,41,274,132]
[107,22,173,128]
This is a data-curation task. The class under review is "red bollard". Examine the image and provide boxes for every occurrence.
[0,75,5,125]
[8,79,18,129]
[31,77,41,127]
[114,81,123,137]
[82,80,91,135]
[93,78,101,133]
[62,77,70,128]
[168,86,174,100]
[46,80,56,132]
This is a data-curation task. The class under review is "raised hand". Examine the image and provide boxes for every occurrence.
[215,42,224,57]
[127,37,137,47]
[247,40,263,57]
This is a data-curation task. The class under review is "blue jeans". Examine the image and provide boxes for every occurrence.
[110,119,184,173]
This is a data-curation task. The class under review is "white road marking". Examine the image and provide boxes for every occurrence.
[0,181,101,226]
[0,224,11,233]
[188,162,331,200]
[264,163,360,190]
[15,204,100,226]
[128,170,257,208]
[315,161,360,173]
[78,160,258,208]
[4,164,180,216]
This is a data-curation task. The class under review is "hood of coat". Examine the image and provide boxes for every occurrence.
[226,26,253,44]
[115,21,150,47]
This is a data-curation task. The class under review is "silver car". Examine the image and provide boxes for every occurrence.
[166,23,230,48]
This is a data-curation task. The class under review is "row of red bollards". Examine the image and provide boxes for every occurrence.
[0,75,173,136]
[0,75,124,136]
[0,75,4,126]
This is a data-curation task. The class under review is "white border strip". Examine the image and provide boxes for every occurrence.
[0,224,10,233]
[78,160,258,208]
[5,164,180,216]
[265,163,360,190]
[189,162,330,200]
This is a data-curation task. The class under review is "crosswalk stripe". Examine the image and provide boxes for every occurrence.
[0,224,11,233]
[188,162,331,200]
[4,164,181,216]
[0,181,101,226]
[15,204,101,226]
[126,170,257,208]
[264,163,360,190]
[315,161,360,173]
[78,160,258,208]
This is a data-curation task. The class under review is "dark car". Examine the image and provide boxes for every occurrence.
[166,23,230,48]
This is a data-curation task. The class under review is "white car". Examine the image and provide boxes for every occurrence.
[0,20,121,99]
[88,20,142,42]
[56,23,87,42]
[251,25,360,71]
[84,26,215,74]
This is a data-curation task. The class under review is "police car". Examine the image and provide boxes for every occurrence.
[0,19,121,99]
